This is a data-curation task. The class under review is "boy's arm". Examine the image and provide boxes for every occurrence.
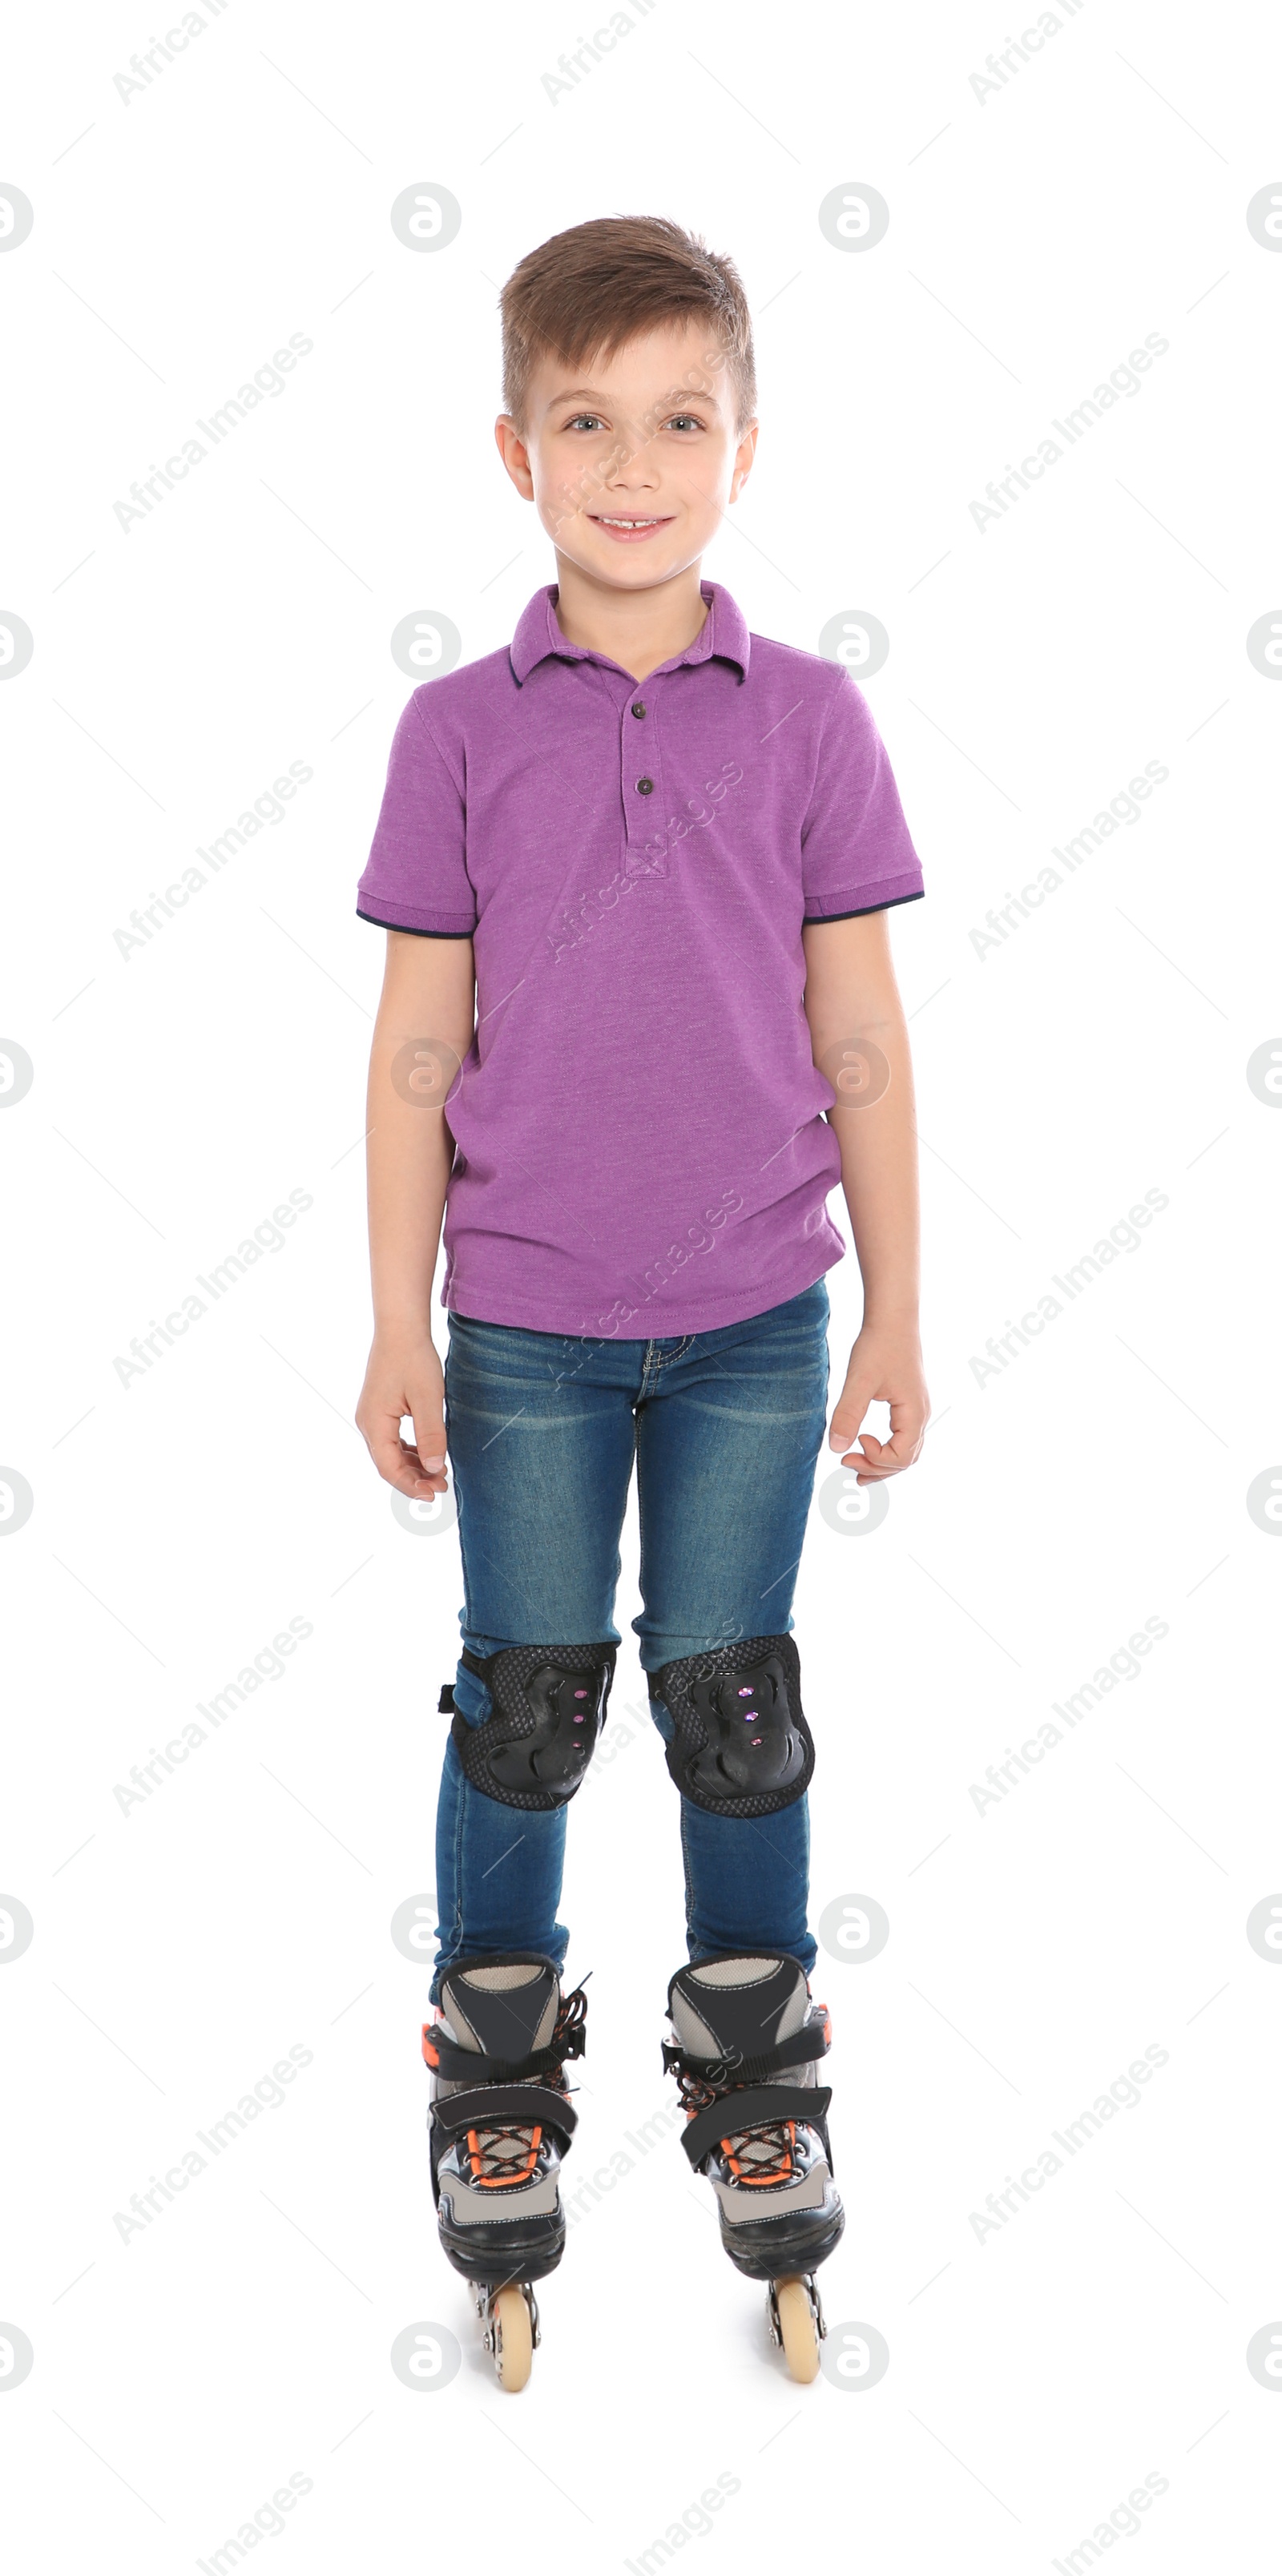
[355,929,476,1496]
[801,909,929,1482]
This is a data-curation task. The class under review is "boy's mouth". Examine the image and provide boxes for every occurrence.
[589,513,674,543]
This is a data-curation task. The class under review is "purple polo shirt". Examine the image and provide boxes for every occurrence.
[357,583,923,1337]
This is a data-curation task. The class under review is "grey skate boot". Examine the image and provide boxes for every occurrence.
[424,1952,587,2390]
[663,1950,843,2381]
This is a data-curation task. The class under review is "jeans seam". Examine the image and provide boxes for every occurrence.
[641,1334,695,1393]
[450,1745,466,1965]
[679,1795,696,1952]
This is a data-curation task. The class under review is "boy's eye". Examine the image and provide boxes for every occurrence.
[667,414,703,432]
[566,413,605,431]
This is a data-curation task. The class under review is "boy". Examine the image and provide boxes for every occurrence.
[354,216,928,2388]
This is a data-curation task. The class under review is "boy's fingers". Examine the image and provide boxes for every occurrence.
[843,1408,928,1479]
[832,1387,929,1477]
[828,1375,877,1449]
[396,1446,446,1497]
[356,1398,445,1494]
[409,1404,448,1478]
[369,1422,421,1489]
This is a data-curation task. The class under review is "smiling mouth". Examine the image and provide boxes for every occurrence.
[591,514,672,530]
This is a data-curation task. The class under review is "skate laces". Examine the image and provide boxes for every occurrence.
[553,1981,589,2056]
[461,1982,588,2190]
[675,2067,800,2187]
[465,2118,546,2187]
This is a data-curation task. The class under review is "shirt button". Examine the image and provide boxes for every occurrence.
[631,701,646,719]
[635,776,654,794]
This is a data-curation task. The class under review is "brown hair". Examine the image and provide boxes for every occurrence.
[500,215,756,434]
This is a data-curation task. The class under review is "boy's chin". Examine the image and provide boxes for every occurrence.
[555,533,697,587]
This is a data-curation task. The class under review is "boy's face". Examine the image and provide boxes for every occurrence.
[496,317,757,591]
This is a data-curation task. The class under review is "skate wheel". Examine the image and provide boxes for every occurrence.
[772,2276,821,2384]
[492,2285,533,2393]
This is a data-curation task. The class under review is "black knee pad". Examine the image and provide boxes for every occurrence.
[648,1634,813,1817]
[441,1643,617,1812]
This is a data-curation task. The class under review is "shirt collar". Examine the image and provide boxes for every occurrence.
[509,580,750,686]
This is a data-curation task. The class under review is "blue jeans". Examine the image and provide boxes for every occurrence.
[432,1280,830,1998]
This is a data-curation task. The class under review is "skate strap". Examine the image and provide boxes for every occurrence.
[662,2019,828,2090]
[431,2084,579,2143]
[423,2026,586,2085]
[679,2084,831,2170]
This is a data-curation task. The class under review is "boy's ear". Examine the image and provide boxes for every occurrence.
[729,420,759,503]
[495,414,534,500]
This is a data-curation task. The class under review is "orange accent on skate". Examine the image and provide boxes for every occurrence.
[822,2010,832,2048]
[725,2119,796,2186]
[466,2124,542,2186]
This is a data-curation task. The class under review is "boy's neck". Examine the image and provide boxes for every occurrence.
[549,554,709,683]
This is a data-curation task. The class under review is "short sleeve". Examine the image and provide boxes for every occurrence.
[356,691,478,937]
[800,668,925,922]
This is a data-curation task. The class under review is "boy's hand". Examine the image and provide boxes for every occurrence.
[355,1335,449,1497]
[828,1325,929,1484]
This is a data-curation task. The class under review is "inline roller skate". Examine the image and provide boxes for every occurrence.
[425,1952,587,2391]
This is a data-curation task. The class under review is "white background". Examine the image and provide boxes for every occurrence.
[2,0,1280,2566]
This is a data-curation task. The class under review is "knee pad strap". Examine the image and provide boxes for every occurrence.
[649,1634,814,1817]
[447,1642,617,1812]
